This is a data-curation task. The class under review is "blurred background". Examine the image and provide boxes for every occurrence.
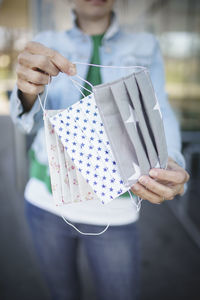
[0,0,200,299]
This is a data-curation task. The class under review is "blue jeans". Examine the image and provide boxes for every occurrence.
[25,200,140,300]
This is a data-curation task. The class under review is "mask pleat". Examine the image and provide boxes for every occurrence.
[124,74,159,169]
[57,137,71,204]
[75,166,97,203]
[44,111,64,206]
[54,133,67,204]
[94,85,137,185]
[62,148,73,204]
[63,147,80,203]
[110,80,150,178]
[135,70,168,169]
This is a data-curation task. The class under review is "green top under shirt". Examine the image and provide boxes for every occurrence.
[29,33,130,197]
[83,34,104,96]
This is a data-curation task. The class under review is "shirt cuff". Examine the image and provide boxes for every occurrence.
[14,85,46,134]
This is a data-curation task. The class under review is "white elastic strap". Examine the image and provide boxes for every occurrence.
[38,94,45,113]
[73,61,147,70]
[38,75,51,113]
[75,74,94,90]
[71,80,86,98]
[38,63,146,112]
[128,189,143,212]
[61,214,110,236]
[69,77,92,95]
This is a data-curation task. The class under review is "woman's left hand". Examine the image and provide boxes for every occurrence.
[131,157,190,204]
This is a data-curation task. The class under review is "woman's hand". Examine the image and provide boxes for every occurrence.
[131,157,190,204]
[16,41,76,112]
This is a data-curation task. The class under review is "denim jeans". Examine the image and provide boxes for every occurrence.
[25,200,140,300]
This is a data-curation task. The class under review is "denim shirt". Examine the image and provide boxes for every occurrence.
[10,12,185,170]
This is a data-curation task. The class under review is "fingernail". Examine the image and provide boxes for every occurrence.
[68,64,76,76]
[68,68,76,76]
[149,170,158,177]
[139,176,147,184]
[69,63,75,68]
[132,184,139,191]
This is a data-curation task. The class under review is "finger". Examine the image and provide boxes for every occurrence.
[138,175,179,200]
[17,64,49,85]
[17,78,45,95]
[18,52,59,76]
[131,183,164,204]
[25,41,76,75]
[149,168,189,184]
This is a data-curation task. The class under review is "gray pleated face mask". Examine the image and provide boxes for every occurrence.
[93,69,168,188]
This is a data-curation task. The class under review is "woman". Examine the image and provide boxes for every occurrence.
[10,0,189,299]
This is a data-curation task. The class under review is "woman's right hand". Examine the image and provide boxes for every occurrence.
[16,41,76,112]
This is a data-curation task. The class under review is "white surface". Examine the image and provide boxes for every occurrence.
[25,178,139,226]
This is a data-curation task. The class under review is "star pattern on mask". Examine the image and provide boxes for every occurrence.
[153,94,162,119]
[128,161,141,182]
[49,93,128,202]
[154,161,160,168]
[125,104,137,129]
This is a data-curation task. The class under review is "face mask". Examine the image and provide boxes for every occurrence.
[39,63,168,235]
[44,109,98,207]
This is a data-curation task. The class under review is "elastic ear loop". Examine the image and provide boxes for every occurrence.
[38,76,51,113]
[73,61,147,71]
[70,72,143,213]
[71,80,86,98]
[70,77,92,95]
[61,216,110,236]
[128,190,143,212]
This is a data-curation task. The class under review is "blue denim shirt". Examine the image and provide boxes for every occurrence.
[10,12,185,169]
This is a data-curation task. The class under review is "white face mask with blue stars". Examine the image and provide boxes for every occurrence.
[39,63,168,235]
